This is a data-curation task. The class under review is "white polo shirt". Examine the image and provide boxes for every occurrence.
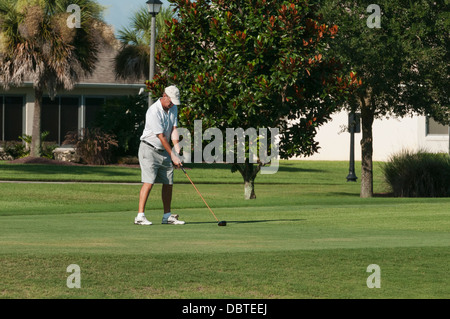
[140,98,178,150]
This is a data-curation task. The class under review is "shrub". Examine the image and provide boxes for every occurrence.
[94,94,147,157]
[381,149,450,197]
[63,128,118,165]
[1,141,27,159]
[19,132,58,159]
[1,131,57,159]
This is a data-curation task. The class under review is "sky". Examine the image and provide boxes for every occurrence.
[97,0,171,34]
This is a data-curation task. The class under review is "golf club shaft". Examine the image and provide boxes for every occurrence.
[181,166,219,222]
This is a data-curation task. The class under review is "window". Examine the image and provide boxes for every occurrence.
[42,97,59,142]
[60,97,79,142]
[2,94,130,145]
[42,96,80,144]
[85,97,106,128]
[1,95,24,141]
[427,117,448,135]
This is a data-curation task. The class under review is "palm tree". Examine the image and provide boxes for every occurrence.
[114,6,173,81]
[0,0,109,157]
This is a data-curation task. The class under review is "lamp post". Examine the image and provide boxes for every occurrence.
[346,112,360,182]
[146,0,163,107]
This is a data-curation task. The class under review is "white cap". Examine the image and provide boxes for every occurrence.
[164,85,181,105]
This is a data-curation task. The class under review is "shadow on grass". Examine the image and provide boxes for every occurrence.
[186,218,307,225]
[182,162,324,173]
[330,192,395,198]
[329,192,360,197]
[1,163,140,178]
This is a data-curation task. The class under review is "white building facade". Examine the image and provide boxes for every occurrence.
[300,112,449,161]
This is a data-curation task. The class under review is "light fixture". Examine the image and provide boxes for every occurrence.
[146,0,163,17]
[146,0,163,106]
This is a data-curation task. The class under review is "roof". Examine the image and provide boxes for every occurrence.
[0,27,146,89]
[79,41,146,87]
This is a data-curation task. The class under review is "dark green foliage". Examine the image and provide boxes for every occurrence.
[1,131,57,159]
[382,150,450,197]
[319,0,449,121]
[1,141,27,159]
[94,94,148,157]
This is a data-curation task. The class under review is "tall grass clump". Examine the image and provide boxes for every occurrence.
[382,149,450,197]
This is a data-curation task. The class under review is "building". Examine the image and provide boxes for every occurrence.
[300,111,450,161]
[0,43,145,146]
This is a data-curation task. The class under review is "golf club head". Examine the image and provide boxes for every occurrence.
[218,221,227,226]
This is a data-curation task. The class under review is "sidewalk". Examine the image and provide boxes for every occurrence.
[0,180,141,185]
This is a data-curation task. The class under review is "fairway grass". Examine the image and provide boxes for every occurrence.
[0,160,449,299]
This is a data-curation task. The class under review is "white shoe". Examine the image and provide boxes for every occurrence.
[134,215,152,225]
[162,214,185,225]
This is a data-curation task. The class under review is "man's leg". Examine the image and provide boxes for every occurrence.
[135,183,154,225]
[161,184,173,214]
[139,183,153,213]
[161,184,185,224]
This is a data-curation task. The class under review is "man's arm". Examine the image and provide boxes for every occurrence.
[157,129,181,167]
[171,126,180,154]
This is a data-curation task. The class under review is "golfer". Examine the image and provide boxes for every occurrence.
[134,85,185,225]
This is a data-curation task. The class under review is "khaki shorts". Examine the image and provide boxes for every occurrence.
[138,142,173,184]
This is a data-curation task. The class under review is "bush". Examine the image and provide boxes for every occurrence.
[1,131,57,159]
[63,128,118,165]
[94,94,147,157]
[19,132,58,159]
[1,141,27,159]
[381,150,450,197]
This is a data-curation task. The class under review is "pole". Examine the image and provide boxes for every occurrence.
[149,14,156,108]
[347,112,358,182]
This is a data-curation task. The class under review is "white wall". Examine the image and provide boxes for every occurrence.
[417,116,450,154]
[299,112,449,162]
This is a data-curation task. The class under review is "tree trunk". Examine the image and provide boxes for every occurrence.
[30,88,43,158]
[234,160,260,200]
[244,179,256,200]
[360,91,374,198]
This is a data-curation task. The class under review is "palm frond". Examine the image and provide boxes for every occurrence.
[0,0,107,92]
[114,6,174,81]
[114,44,149,81]
[118,26,145,46]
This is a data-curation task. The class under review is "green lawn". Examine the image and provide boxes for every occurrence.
[0,160,449,299]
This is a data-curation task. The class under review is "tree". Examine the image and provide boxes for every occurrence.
[147,0,358,199]
[0,0,111,157]
[114,6,174,81]
[319,0,450,197]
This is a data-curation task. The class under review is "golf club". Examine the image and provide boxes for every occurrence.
[180,165,226,226]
